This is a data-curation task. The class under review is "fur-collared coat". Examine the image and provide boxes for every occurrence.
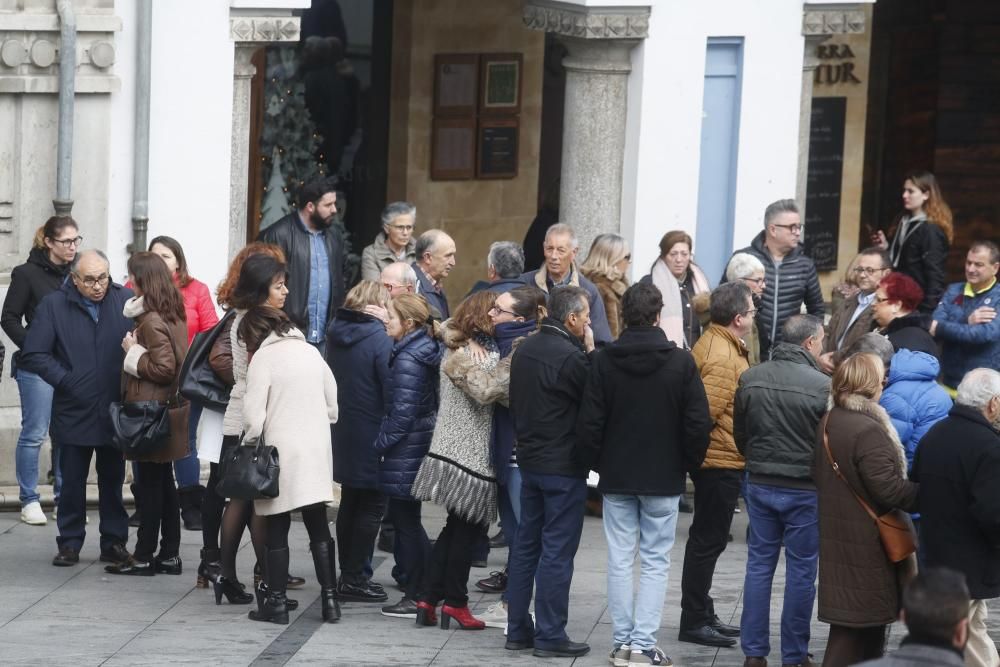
[814,393,919,627]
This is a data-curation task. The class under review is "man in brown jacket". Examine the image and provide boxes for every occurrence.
[818,248,889,373]
[678,281,753,648]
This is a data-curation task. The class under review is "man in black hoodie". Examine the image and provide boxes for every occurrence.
[577,281,712,667]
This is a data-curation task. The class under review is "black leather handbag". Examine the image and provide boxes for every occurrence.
[179,310,235,411]
[216,435,280,500]
[109,400,171,458]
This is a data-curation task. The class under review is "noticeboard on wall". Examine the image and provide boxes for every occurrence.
[478,118,519,178]
[804,96,846,272]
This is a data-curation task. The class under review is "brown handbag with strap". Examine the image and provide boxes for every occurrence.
[821,417,917,563]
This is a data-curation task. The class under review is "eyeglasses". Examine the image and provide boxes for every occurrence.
[853,266,888,276]
[743,277,766,286]
[77,273,110,288]
[383,282,405,292]
[773,224,803,234]
[741,307,758,317]
[388,225,413,232]
[873,295,891,304]
[51,236,83,248]
[489,304,519,318]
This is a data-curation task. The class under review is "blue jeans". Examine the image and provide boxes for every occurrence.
[15,368,60,506]
[603,493,680,652]
[173,401,201,488]
[740,480,818,664]
[499,465,522,603]
[506,471,587,650]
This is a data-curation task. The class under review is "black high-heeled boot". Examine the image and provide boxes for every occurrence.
[310,539,341,623]
[214,575,254,605]
[197,548,222,588]
[249,547,290,624]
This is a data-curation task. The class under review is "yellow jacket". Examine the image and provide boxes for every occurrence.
[691,324,749,469]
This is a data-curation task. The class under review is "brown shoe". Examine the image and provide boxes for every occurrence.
[744,659,767,667]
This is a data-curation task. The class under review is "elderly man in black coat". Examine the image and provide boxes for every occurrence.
[912,367,1000,667]
[20,249,135,567]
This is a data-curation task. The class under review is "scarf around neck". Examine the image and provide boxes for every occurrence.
[651,258,686,348]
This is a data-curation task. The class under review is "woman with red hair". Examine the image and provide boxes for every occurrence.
[871,272,938,359]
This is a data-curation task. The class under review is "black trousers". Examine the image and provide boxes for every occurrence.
[680,468,741,629]
[133,461,181,562]
[265,502,332,549]
[335,485,386,584]
[56,444,127,553]
[421,511,482,607]
[387,498,430,601]
[822,624,886,666]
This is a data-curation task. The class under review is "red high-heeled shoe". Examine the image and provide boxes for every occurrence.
[440,604,485,630]
[415,600,438,627]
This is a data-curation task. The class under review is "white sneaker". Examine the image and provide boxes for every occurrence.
[480,601,508,629]
[21,502,47,525]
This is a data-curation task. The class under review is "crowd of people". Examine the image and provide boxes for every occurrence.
[2,172,999,666]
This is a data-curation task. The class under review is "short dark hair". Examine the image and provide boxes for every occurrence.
[622,282,663,327]
[549,286,588,323]
[148,235,191,287]
[782,314,823,346]
[296,177,338,210]
[858,246,891,268]
[902,567,970,644]
[970,240,1000,265]
[508,285,547,321]
[709,282,752,326]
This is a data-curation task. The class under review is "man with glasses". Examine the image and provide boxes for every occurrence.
[726,199,824,360]
[677,281,754,649]
[819,248,890,373]
[20,249,135,567]
[361,201,417,282]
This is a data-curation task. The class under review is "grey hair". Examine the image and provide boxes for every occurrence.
[726,252,765,281]
[70,248,110,275]
[415,229,448,260]
[955,368,1000,411]
[381,201,416,228]
[544,223,579,250]
[763,199,799,227]
[549,285,589,322]
[487,241,525,279]
[843,332,895,367]
[782,314,824,346]
[382,261,417,287]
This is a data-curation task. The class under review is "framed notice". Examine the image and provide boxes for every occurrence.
[479,53,522,115]
[431,117,476,180]
[477,118,519,179]
[434,54,479,117]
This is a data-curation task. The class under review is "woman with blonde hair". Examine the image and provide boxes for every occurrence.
[580,233,631,339]
[641,230,712,349]
[814,352,919,665]
[325,280,394,603]
[873,170,953,312]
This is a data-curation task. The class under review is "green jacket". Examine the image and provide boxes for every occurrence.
[733,342,830,486]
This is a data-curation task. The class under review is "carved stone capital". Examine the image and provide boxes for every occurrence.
[802,9,866,36]
[523,1,650,40]
[229,16,300,43]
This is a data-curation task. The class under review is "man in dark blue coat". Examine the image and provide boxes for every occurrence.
[467,241,527,296]
[20,249,134,567]
[411,229,456,321]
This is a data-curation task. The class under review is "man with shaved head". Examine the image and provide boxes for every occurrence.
[21,248,136,568]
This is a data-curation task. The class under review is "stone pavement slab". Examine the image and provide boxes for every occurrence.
[0,500,996,666]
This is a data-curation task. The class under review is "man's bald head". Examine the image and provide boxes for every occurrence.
[381,261,417,297]
[415,229,456,281]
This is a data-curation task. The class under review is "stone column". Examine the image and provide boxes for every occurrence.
[524,2,650,255]
[797,7,867,219]
[228,14,300,260]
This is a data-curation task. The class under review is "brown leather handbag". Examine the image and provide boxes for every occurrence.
[821,421,917,563]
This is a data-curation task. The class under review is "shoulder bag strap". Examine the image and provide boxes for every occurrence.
[821,414,881,523]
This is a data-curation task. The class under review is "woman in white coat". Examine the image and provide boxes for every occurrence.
[241,304,340,626]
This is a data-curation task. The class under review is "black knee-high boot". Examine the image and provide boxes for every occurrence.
[311,539,341,623]
[249,547,289,624]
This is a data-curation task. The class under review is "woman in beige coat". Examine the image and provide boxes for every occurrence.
[241,304,340,626]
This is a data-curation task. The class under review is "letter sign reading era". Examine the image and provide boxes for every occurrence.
[815,43,862,85]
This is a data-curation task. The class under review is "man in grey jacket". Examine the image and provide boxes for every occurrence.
[733,315,830,667]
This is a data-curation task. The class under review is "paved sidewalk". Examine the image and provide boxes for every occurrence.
[0,501,994,666]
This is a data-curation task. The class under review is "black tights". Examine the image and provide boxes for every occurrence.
[202,457,266,582]
[265,503,332,550]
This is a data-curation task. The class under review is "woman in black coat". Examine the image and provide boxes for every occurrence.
[0,216,79,525]
[871,272,939,360]
[373,294,443,615]
[325,280,393,603]
[873,171,952,313]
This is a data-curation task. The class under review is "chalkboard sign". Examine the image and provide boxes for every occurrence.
[804,97,846,272]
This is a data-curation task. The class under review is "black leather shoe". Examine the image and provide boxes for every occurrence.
[475,569,508,594]
[52,546,80,567]
[154,555,182,575]
[489,530,507,548]
[709,615,741,637]
[678,625,737,648]
[380,597,418,618]
[367,580,386,597]
[505,638,534,651]
[337,580,388,602]
[99,543,131,565]
[533,640,590,658]
[105,557,155,576]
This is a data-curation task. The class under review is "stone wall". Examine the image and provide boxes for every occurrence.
[387,0,544,308]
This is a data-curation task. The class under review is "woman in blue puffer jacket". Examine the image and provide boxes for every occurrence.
[374,293,443,613]
[879,347,953,472]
